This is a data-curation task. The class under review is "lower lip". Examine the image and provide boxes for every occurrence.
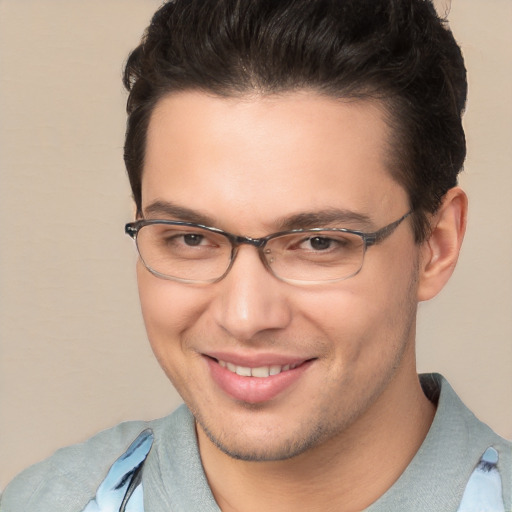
[206,357,313,404]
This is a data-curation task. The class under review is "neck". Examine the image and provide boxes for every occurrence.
[197,360,435,512]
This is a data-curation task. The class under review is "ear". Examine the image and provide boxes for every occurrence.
[417,186,468,302]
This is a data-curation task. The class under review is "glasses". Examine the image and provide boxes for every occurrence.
[125,211,412,285]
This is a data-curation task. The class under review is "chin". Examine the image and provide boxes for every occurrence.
[195,407,340,462]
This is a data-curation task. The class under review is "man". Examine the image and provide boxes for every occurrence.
[2,0,510,511]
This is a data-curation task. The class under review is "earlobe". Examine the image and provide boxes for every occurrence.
[417,187,468,302]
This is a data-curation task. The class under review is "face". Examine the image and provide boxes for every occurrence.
[138,90,421,461]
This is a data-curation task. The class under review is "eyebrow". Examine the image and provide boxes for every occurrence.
[143,200,374,231]
[275,209,374,231]
[143,200,217,226]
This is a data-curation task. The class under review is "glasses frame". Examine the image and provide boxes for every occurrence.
[125,211,412,285]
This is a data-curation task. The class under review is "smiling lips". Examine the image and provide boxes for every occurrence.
[206,355,313,404]
[218,359,301,378]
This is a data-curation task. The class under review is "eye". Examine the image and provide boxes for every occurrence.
[278,231,361,258]
[307,236,333,251]
[297,235,349,252]
[149,226,219,251]
[164,231,218,250]
[182,233,205,246]
[150,227,228,261]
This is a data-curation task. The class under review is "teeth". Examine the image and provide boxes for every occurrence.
[251,366,270,378]
[269,365,282,376]
[235,366,251,377]
[218,360,299,378]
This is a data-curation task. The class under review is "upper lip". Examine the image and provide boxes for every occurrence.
[203,351,313,368]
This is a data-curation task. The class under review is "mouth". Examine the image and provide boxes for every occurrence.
[217,359,302,378]
[204,354,315,404]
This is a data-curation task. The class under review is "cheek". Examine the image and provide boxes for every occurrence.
[136,262,209,350]
[298,253,419,360]
[299,289,385,356]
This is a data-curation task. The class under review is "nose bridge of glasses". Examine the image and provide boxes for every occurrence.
[226,235,275,278]
[232,235,268,249]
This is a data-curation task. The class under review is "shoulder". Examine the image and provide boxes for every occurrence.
[0,414,173,512]
[369,374,511,512]
[421,374,512,509]
[421,373,511,462]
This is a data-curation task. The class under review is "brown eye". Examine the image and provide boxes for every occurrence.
[308,236,332,251]
[183,234,204,246]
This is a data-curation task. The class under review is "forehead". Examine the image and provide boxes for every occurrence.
[142,91,408,231]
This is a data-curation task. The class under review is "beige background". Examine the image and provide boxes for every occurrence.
[0,0,511,488]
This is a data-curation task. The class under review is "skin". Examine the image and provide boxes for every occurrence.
[137,90,467,511]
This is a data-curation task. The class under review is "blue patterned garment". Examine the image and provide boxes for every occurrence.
[456,447,505,512]
[82,432,505,512]
[81,429,153,512]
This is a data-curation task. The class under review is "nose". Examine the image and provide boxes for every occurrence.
[211,245,293,341]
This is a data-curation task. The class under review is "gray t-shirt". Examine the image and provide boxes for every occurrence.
[2,374,511,511]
